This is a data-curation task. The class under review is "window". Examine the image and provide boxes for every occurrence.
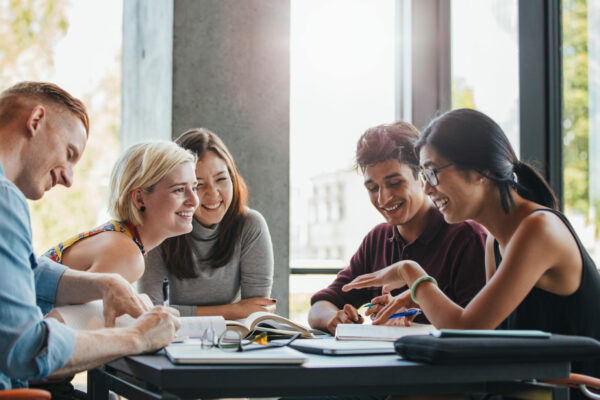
[289,0,395,322]
[562,0,600,262]
[0,1,122,255]
[450,0,520,153]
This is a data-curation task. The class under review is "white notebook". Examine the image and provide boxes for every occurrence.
[289,337,395,355]
[335,324,433,342]
[165,344,306,365]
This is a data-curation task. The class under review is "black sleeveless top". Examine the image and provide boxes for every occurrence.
[495,209,600,379]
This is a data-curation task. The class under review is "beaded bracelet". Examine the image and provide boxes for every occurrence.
[410,276,438,305]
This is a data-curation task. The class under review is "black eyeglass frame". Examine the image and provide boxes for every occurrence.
[419,163,453,187]
[217,331,302,352]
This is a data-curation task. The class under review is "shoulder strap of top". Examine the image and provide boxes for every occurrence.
[530,208,576,236]
[494,208,592,270]
[529,208,593,266]
[493,239,502,267]
[118,220,147,256]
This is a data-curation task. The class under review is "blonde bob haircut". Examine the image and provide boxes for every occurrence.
[108,141,196,226]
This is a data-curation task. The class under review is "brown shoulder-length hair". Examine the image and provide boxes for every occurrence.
[161,128,249,279]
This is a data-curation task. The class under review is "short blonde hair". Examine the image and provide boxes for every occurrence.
[108,141,196,225]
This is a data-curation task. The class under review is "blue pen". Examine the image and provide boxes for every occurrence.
[387,309,423,320]
[364,303,375,308]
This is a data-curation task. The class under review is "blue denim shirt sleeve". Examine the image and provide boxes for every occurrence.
[34,256,68,315]
[0,171,76,389]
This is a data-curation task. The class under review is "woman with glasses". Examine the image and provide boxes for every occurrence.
[138,128,275,320]
[344,108,600,383]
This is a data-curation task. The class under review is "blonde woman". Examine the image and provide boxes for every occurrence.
[139,128,275,319]
[43,141,199,283]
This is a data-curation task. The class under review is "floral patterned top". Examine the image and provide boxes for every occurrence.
[44,220,146,263]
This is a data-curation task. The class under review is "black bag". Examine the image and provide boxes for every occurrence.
[394,334,600,364]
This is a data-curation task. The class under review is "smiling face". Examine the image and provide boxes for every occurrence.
[141,161,199,237]
[17,106,87,200]
[363,159,428,227]
[194,151,233,227]
[419,144,485,224]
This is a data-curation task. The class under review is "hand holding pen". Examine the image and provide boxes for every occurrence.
[326,304,364,335]
[365,289,419,326]
[384,308,423,327]
[363,292,393,320]
[387,308,423,319]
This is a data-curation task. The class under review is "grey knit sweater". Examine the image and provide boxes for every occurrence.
[138,208,274,316]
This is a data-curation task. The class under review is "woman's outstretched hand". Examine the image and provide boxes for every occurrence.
[342,262,408,294]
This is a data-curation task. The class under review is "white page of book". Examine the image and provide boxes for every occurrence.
[55,293,154,330]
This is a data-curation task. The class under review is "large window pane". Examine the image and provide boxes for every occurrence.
[450,0,520,154]
[563,0,600,263]
[289,0,396,322]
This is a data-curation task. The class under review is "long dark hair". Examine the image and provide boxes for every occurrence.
[415,108,558,213]
[161,128,248,278]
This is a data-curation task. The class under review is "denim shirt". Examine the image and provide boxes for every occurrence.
[0,162,76,389]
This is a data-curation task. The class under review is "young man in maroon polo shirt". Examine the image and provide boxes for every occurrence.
[308,121,487,334]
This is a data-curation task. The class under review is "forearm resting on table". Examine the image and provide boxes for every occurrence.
[194,298,273,320]
[308,301,340,331]
[49,327,144,379]
[54,269,115,306]
[195,303,240,319]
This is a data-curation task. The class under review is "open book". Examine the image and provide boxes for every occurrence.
[53,298,316,339]
[226,311,316,338]
[335,323,433,341]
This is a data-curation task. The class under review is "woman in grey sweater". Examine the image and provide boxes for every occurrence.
[138,128,275,318]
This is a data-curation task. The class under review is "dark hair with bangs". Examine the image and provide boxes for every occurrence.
[355,121,421,178]
[160,128,248,278]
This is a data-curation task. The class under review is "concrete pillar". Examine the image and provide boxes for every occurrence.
[122,0,291,315]
[122,0,174,147]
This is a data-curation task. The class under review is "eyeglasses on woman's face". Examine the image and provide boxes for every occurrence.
[419,163,453,187]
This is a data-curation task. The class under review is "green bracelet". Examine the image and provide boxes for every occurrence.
[410,276,438,305]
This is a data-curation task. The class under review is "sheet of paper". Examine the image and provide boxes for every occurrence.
[177,316,226,339]
[55,293,154,330]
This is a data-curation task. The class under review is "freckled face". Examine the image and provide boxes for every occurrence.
[363,159,427,226]
[194,151,233,227]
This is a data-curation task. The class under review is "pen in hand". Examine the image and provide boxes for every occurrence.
[162,277,169,307]
[387,309,423,320]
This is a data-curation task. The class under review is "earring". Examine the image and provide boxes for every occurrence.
[140,206,146,212]
[479,178,485,184]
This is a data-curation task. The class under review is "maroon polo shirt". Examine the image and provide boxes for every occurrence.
[311,207,487,310]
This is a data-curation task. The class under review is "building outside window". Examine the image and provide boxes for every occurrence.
[289,0,395,322]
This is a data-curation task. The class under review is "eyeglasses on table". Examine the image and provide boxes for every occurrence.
[200,327,301,352]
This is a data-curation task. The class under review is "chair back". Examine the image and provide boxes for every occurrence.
[0,388,52,399]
